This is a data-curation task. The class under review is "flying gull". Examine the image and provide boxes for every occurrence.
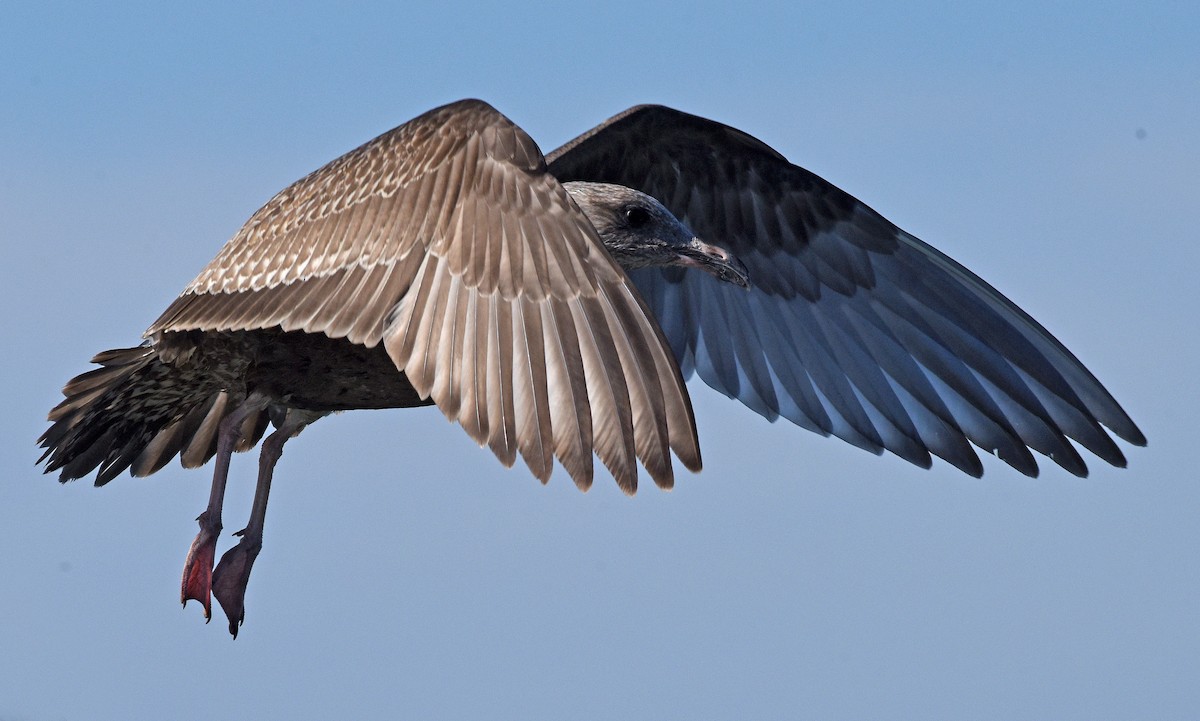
[38,99,1144,636]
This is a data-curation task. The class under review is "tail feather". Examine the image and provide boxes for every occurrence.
[38,344,259,485]
[180,391,231,469]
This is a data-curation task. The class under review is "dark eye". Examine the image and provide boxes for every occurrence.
[624,206,651,229]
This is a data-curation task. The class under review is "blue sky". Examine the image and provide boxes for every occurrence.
[2,2,1197,719]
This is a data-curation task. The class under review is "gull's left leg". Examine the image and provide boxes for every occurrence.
[181,393,268,620]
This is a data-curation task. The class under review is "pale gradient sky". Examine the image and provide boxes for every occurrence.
[2,2,1197,719]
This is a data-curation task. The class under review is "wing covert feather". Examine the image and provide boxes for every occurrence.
[149,99,700,490]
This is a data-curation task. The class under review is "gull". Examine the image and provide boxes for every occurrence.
[39,99,1143,636]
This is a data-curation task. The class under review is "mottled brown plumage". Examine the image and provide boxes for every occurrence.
[39,98,1142,636]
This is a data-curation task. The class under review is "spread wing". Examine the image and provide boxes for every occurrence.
[148,99,701,492]
[547,105,1144,477]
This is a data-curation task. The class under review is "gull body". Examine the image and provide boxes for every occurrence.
[38,99,1143,635]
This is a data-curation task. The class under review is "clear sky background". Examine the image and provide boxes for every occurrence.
[1,2,1196,719]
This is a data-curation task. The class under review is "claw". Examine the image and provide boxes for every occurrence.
[180,510,221,620]
[212,530,262,638]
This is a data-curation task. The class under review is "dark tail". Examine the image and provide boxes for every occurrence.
[38,345,267,485]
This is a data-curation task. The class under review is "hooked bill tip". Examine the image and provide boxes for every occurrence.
[678,239,750,288]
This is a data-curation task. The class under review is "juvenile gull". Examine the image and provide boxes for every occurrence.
[38,99,1143,636]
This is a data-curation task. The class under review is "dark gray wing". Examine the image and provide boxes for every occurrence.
[147,100,701,492]
[547,105,1145,477]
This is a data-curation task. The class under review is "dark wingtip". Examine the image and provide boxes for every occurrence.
[955,453,984,479]
[1122,425,1148,448]
[1062,458,1090,479]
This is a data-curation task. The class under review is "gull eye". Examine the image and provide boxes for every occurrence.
[623,206,651,229]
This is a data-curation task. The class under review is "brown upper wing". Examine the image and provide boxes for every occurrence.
[147,99,700,492]
[547,105,1144,478]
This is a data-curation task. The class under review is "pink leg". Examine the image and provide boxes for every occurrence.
[212,410,312,637]
[180,395,266,620]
